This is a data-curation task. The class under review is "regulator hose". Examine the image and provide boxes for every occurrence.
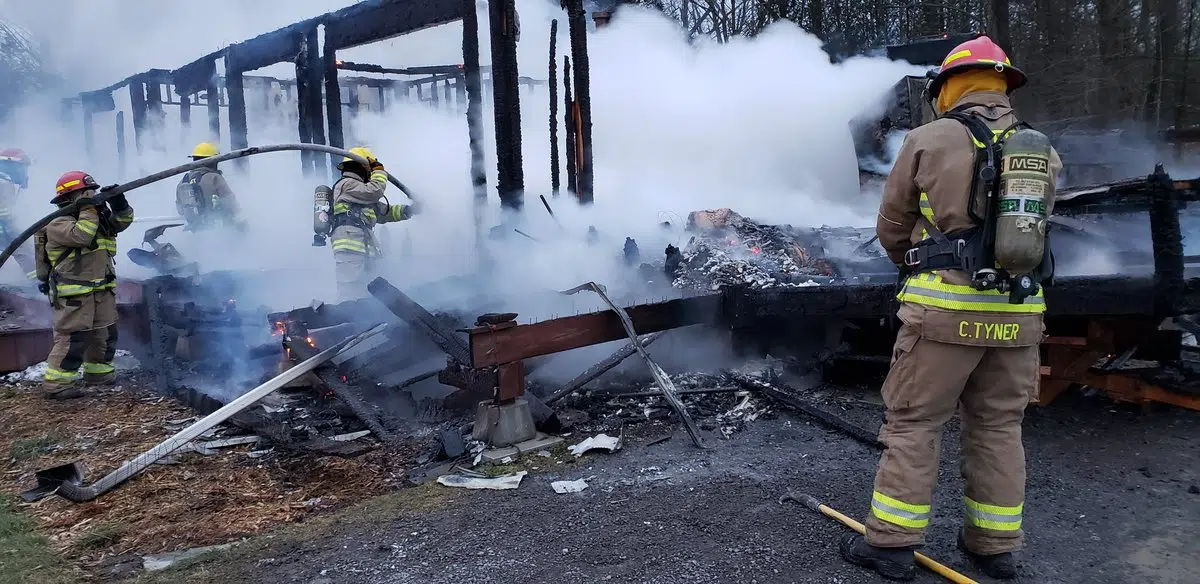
[0,143,418,271]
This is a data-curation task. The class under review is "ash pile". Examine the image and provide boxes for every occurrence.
[664,209,893,292]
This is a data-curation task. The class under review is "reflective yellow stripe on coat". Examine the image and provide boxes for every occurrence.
[898,273,1045,313]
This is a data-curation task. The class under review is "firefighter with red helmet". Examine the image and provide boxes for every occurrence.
[0,147,39,282]
[840,36,1062,580]
[34,171,134,399]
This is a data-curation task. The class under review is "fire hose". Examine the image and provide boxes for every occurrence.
[0,143,419,271]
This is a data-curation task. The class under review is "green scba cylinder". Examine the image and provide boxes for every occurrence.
[995,127,1053,276]
[312,184,332,246]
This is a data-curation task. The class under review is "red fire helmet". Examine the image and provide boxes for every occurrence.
[0,148,31,165]
[927,36,1027,98]
[53,170,99,201]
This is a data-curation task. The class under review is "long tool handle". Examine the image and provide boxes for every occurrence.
[784,492,978,584]
[49,324,387,502]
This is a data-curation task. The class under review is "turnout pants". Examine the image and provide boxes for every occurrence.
[44,290,119,386]
[865,304,1042,556]
[333,250,378,301]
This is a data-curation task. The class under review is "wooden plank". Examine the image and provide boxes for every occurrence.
[468,295,722,367]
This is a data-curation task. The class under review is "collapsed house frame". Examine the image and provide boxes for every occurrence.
[59,0,538,214]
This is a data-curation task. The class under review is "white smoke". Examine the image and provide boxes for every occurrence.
[0,0,917,320]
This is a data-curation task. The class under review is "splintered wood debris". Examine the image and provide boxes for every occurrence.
[0,375,415,570]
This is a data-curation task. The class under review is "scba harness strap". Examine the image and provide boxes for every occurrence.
[901,107,1054,293]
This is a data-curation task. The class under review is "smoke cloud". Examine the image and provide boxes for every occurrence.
[0,0,918,382]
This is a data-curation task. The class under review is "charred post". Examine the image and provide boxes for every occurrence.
[179,93,191,145]
[455,72,467,114]
[563,55,577,195]
[564,0,594,204]
[488,0,525,210]
[462,0,488,245]
[549,19,561,196]
[294,33,315,176]
[1149,165,1185,317]
[128,79,148,155]
[82,107,94,160]
[303,28,326,176]
[347,84,360,124]
[224,59,250,172]
[115,110,127,180]
[205,76,221,142]
[322,40,345,180]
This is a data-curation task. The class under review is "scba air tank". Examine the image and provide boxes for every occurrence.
[994,127,1054,276]
[312,185,333,247]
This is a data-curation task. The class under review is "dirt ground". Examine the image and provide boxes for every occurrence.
[131,387,1199,584]
[0,375,412,581]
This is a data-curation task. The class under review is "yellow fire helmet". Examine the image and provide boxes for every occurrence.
[191,142,220,158]
[341,146,377,165]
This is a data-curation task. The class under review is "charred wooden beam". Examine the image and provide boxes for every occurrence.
[223,59,250,172]
[466,295,721,368]
[205,77,221,141]
[336,62,464,76]
[295,27,327,177]
[294,33,315,176]
[545,331,666,403]
[549,19,561,196]
[322,36,345,179]
[289,341,402,444]
[367,277,471,364]
[322,0,465,51]
[488,0,524,210]
[115,111,127,180]
[462,0,487,244]
[128,80,148,155]
[1148,165,1185,317]
[564,0,593,204]
[563,55,577,195]
[723,275,1200,326]
[179,93,191,144]
[82,107,94,160]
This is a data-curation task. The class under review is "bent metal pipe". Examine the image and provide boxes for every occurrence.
[0,143,419,271]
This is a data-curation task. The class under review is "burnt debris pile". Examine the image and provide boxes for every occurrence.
[665,208,891,292]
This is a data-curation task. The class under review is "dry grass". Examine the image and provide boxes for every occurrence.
[0,375,413,578]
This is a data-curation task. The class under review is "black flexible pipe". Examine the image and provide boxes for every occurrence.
[0,143,419,270]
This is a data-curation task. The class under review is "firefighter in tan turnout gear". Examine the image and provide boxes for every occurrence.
[840,36,1062,581]
[326,147,413,299]
[175,142,244,232]
[35,171,134,399]
[0,148,39,282]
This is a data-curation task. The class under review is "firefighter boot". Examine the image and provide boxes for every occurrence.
[41,380,84,400]
[958,531,1017,579]
[83,371,116,386]
[839,533,916,581]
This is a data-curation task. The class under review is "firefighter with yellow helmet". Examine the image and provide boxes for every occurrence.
[321,147,414,299]
[175,142,244,231]
[0,147,39,282]
[840,36,1062,580]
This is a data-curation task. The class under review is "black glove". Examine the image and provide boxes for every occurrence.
[37,282,48,296]
[99,184,119,192]
[370,160,385,171]
[107,193,130,212]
